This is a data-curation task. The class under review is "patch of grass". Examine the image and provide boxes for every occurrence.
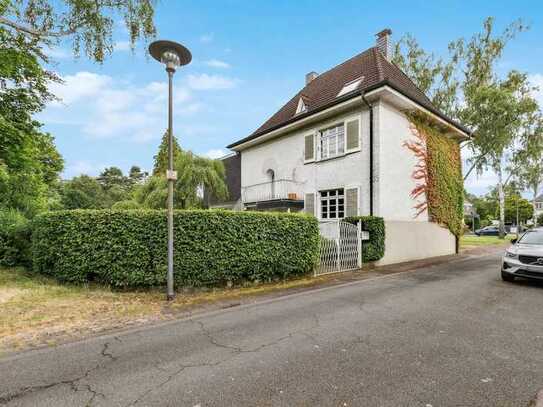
[460,234,514,249]
[0,267,326,354]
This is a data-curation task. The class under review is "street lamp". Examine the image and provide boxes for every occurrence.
[149,40,192,300]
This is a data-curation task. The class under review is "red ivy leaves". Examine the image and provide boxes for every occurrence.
[403,122,429,218]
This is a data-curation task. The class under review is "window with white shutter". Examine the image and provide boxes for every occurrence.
[345,187,359,217]
[304,193,315,216]
[346,119,360,152]
[304,133,315,162]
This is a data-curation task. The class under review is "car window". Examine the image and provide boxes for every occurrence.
[517,231,543,245]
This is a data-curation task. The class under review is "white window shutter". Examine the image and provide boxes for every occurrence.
[304,193,315,216]
[345,187,359,217]
[346,119,360,152]
[304,133,315,162]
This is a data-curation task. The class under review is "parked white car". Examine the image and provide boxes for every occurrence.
[502,229,543,282]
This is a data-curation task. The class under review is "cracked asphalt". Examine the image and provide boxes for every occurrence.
[1,248,542,406]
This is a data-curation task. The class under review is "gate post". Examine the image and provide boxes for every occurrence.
[357,221,362,268]
[336,221,340,271]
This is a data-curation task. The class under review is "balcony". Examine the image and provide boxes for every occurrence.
[242,179,304,204]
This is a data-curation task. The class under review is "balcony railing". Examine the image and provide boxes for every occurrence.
[242,179,304,203]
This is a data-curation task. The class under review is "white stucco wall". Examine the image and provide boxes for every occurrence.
[374,101,429,222]
[377,221,456,265]
[240,107,371,217]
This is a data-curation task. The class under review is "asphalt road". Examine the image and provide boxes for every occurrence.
[1,249,542,407]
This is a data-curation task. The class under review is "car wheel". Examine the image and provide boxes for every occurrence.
[501,270,515,282]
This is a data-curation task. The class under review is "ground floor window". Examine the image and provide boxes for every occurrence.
[320,188,344,219]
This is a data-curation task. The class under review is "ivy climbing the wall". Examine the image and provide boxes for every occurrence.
[404,112,464,247]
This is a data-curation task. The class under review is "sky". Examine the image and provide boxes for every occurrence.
[38,0,543,196]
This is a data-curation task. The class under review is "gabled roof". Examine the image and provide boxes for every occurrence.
[228,47,469,149]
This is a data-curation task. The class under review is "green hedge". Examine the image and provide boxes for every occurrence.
[32,209,320,287]
[0,209,32,267]
[344,216,385,262]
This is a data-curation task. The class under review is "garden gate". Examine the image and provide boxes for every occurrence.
[316,220,364,276]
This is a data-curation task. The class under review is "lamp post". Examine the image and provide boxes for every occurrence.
[149,40,192,300]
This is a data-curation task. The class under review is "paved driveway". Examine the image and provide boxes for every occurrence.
[1,249,542,406]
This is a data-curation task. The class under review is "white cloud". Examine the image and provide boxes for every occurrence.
[63,160,109,178]
[203,149,227,159]
[114,41,131,52]
[205,59,230,69]
[529,73,543,107]
[49,72,112,105]
[200,33,214,43]
[187,74,239,90]
[44,71,206,142]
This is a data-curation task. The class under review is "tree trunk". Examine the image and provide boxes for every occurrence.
[497,166,506,239]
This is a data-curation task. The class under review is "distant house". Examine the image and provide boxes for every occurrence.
[534,195,543,220]
[215,29,470,264]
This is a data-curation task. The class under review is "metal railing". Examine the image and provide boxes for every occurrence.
[242,179,303,203]
[316,220,363,276]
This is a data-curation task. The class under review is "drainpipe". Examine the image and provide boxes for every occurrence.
[362,95,374,216]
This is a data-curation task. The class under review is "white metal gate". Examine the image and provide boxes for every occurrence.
[316,220,362,275]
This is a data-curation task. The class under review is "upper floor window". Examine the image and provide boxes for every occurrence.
[320,124,345,160]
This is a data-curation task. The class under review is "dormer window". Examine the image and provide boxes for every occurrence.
[295,97,307,115]
[337,77,364,98]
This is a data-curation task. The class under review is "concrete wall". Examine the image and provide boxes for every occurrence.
[241,107,371,217]
[374,101,428,221]
[376,221,456,266]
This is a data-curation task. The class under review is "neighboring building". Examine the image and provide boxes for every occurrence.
[204,152,243,210]
[219,29,470,264]
[464,200,475,216]
[534,194,543,220]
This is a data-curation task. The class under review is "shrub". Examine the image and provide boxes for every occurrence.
[111,200,141,210]
[32,209,320,287]
[344,216,385,262]
[0,209,32,267]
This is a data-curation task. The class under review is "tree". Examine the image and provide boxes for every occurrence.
[129,165,146,184]
[60,175,106,209]
[504,194,533,224]
[393,17,541,239]
[152,131,182,176]
[137,149,228,209]
[0,0,156,63]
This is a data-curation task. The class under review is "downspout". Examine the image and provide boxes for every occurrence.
[362,95,374,216]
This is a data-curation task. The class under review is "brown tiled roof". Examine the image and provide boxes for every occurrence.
[228,47,469,149]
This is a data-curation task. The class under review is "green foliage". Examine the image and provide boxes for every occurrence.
[111,200,141,210]
[410,114,464,238]
[139,137,227,209]
[537,214,543,227]
[1,0,156,63]
[32,210,320,287]
[153,131,182,176]
[60,175,107,209]
[504,195,533,224]
[0,209,31,266]
[343,216,385,262]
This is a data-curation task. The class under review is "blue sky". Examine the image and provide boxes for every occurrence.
[39,0,543,196]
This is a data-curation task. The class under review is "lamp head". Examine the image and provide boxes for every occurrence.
[149,40,192,73]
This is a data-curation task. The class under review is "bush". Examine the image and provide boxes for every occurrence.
[111,200,141,210]
[344,216,385,262]
[0,209,32,267]
[32,209,320,287]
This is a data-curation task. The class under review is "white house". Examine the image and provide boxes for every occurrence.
[221,29,470,265]
[534,195,543,221]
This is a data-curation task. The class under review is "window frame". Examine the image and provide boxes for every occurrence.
[319,188,345,220]
[307,114,361,163]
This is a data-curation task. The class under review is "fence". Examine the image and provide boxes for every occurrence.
[316,220,364,276]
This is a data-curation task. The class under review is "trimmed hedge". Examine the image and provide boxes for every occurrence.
[344,216,385,262]
[32,209,320,287]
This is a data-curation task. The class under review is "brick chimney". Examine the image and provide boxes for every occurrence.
[305,71,319,85]
[375,28,392,61]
